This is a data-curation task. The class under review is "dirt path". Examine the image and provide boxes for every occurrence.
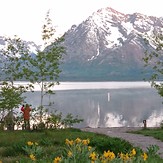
[81,127,163,158]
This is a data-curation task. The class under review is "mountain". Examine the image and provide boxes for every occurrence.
[59,7,163,81]
[0,35,40,64]
[0,7,162,81]
[0,36,40,80]
[0,36,40,53]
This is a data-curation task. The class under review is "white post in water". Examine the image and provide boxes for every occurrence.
[108,92,110,102]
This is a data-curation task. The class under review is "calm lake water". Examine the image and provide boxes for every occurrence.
[22,82,163,128]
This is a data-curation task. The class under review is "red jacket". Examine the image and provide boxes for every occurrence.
[21,106,31,120]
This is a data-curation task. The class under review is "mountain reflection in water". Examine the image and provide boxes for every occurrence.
[23,82,163,128]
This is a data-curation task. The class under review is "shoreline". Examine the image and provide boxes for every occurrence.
[12,81,152,91]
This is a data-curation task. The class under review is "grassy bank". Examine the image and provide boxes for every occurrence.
[129,128,163,141]
[0,128,162,162]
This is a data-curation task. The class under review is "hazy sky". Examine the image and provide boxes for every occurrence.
[0,0,162,44]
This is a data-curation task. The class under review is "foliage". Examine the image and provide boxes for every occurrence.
[46,111,84,129]
[0,35,30,129]
[0,101,83,130]
[36,110,84,129]
[29,106,48,130]
[16,107,84,130]
[0,11,66,125]
[14,11,66,121]
[61,138,96,163]
[62,113,84,128]
[90,135,133,155]
[0,35,30,82]
[0,137,146,162]
[0,82,25,111]
[0,35,31,111]
[22,141,43,159]
[47,110,63,129]
[0,82,25,130]
[0,129,163,162]
[143,31,163,97]
[22,138,149,163]
[147,145,159,157]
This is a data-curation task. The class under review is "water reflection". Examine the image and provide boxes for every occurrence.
[24,88,163,128]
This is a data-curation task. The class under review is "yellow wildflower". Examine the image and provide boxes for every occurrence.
[65,139,69,145]
[124,153,129,161]
[103,151,110,158]
[82,139,90,145]
[101,159,107,163]
[119,152,123,159]
[108,151,115,160]
[130,148,136,156]
[88,146,92,151]
[75,137,81,143]
[103,150,115,160]
[27,141,33,146]
[142,153,148,161]
[69,140,73,145]
[65,139,73,146]
[68,151,73,157]
[29,154,36,161]
[0,160,2,163]
[35,142,38,146]
[54,156,62,163]
[119,152,130,161]
[89,152,97,161]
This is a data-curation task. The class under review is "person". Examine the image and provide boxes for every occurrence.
[4,111,15,130]
[21,104,31,130]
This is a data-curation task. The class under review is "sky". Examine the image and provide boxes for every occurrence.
[0,0,162,45]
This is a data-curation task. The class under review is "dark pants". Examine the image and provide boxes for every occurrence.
[24,119,30,130]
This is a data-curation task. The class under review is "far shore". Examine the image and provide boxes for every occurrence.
[12,81,152,91]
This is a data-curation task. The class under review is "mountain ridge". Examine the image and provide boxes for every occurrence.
[0,7,162,81]
[59,7,162,81]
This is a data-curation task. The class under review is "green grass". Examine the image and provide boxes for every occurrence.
[129,128,163,141]
[0,128,132,161]
[0,128,163,162]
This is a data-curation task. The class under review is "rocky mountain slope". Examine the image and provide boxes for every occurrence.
[0,7,162,81]
[60,7,163,81]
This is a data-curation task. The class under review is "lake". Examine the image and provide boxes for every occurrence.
[22,82,163,128]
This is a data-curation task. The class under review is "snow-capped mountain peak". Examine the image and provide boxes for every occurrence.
[60,7,163,81]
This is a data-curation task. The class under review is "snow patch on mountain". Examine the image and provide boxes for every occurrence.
[83,7,163,51]
[105,27,124,48]
[88,45,100,61]
[121,22,134,35]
